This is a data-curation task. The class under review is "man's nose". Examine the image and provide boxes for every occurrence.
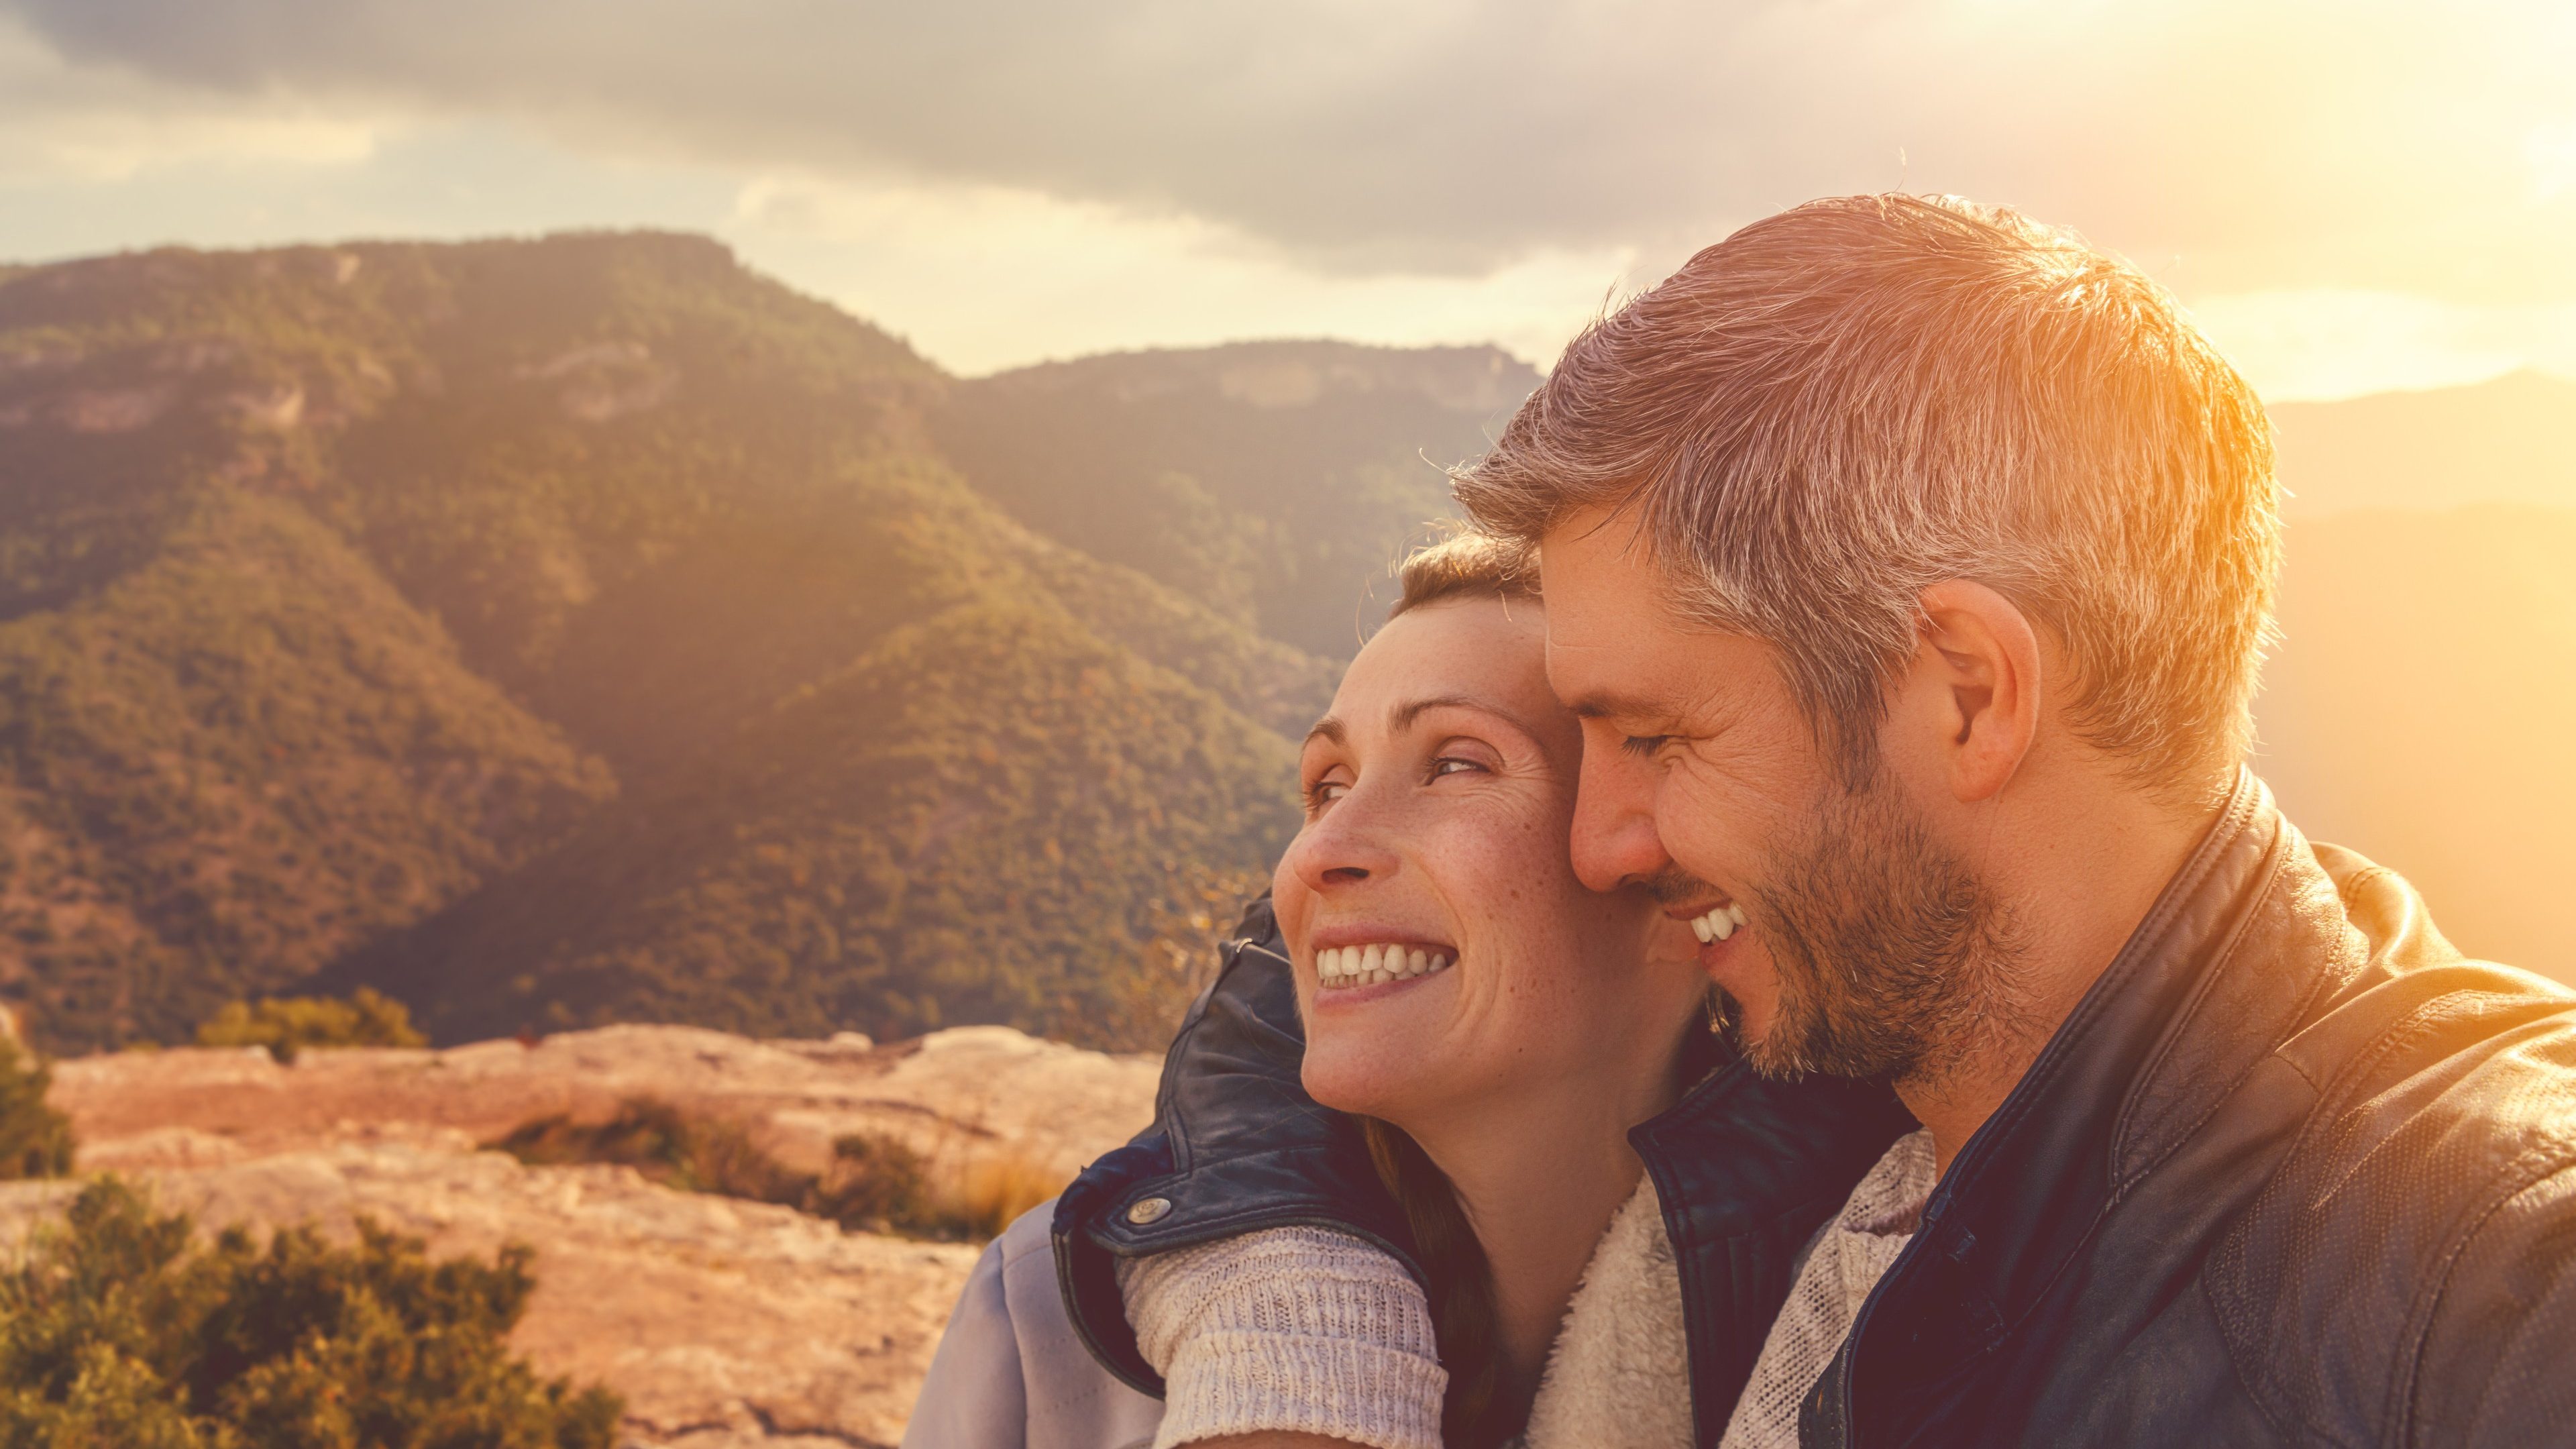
[1570,749,1670,893]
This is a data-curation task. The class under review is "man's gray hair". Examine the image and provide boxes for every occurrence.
[1454,194,2279,801]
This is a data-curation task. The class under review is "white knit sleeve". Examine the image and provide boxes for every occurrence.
[1116,1226,1446,1449]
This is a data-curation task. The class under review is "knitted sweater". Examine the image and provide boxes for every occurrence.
[1122,1130,1940,1449]
[1120,1177,1693,1449]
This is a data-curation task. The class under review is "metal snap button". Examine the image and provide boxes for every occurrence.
[1126,1196,1173,1225]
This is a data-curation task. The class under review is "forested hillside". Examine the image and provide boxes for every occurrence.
[0,234,1462,1053]
[934,343,1537,659]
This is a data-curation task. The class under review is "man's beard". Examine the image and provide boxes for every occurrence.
[1733,767,2033,1087]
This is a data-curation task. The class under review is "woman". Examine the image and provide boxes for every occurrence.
[907,533,1713,1449]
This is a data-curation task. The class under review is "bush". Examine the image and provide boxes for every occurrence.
[0,1176,623,1448]
[809,1133,945,1236]
[492,1097,1040,1240]
[492,1097,802,1203]
[195,989,426,1065]
[0,1038,75,1181]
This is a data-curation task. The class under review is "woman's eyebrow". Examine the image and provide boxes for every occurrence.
[1303,716,1347,749]
[1389,694,1511,733]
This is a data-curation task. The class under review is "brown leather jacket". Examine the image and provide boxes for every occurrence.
[1057,773,2576,1446]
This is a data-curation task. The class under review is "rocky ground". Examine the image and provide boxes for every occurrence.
[0,1024,1161,1448]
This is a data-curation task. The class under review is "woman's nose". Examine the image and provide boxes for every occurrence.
[1283,795,1401,892]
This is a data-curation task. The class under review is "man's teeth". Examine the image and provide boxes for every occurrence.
[1688,902,1750,945]
[1315,944,1452,989]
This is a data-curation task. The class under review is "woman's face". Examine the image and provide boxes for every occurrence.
[1279,596,1708,1136]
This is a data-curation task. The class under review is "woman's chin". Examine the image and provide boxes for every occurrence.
[1299,971,1459,1118]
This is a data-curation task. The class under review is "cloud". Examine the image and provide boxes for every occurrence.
[722,169,1640,373]
[0,19,382,181]
[4,0,2570,302]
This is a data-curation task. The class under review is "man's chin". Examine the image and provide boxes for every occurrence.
[1713,982,1776,1045]
[1711,989,1798,1081]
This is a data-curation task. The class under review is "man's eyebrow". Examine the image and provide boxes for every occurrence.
[1564,690,1660,720]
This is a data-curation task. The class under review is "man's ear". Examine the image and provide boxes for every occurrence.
[1904,580,2042,804]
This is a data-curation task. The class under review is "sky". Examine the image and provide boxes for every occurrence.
[1,0,2571,401]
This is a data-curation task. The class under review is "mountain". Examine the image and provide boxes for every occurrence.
[2255,504,2576,981]
[933,341,1537,659]
[0,233,1399,1053]
[2269,370,2576,517]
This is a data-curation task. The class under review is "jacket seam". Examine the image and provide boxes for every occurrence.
[2330,863,2393,908]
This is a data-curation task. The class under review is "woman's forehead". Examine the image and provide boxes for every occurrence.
[1323,599,1560,739]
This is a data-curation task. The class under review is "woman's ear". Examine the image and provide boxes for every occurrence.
[1899,580,2043,804]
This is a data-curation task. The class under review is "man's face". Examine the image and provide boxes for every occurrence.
[1538,509,2017,1082]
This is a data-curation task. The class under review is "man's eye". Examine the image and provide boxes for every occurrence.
[1619,735,1674,758]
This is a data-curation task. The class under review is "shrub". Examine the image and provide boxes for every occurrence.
[0,1176,623,1448]
[492,1097,1051,1240]
[195,989,427,1065]
[0,1038,75,1181]
[810,1133,946,1236]
[492,1097,802,1203]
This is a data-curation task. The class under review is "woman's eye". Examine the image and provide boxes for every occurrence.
[1306,778,1349,807]
[1430,756,1487,779]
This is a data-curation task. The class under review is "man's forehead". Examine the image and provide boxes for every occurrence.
[1544,629,1681,719]
[1536,512,1686,645]
[1534,515,1768,717]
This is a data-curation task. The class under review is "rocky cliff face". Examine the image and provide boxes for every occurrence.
[0,1024,1160,1448]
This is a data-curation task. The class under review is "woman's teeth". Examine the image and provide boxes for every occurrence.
[1689,902,1750,944]
[1316,944,1452,990]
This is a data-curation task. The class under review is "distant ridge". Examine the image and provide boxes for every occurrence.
[2270,370,2576,517]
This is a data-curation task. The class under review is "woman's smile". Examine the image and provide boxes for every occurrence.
[1310,926,1457,992]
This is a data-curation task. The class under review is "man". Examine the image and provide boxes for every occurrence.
[1049,195,2576,1448]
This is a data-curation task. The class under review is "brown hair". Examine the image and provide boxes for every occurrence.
[1361,529,1534,1446]
[1362,1118,1512,1446]
[1389,529,1540,619]
[1452,193,2279,804]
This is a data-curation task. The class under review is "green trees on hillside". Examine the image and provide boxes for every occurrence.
[374,598,1297,1049]
[0,492,609,1051]
[0,233,1430,1053]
